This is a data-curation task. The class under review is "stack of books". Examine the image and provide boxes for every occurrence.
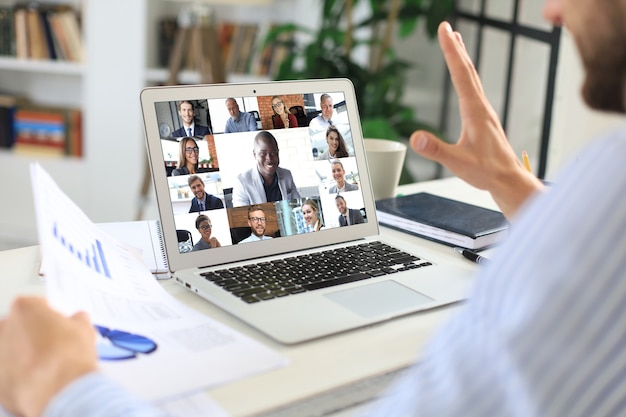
[0,93,82,157]
[157,18,291,77]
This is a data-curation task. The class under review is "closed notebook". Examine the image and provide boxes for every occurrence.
[375,192,509,250]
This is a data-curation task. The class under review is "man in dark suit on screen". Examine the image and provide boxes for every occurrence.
[336,195,364,226]
[188,175,223,213]
[172,100,211,137]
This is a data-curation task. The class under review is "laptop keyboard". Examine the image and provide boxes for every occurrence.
[199,241,433,304]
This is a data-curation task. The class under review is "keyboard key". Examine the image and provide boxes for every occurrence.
[303,273,371,291]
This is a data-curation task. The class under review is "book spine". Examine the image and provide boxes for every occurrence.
[26,6,49,60]
[14,6,29,59]
[0,7,15,56]
[39,8,57,60]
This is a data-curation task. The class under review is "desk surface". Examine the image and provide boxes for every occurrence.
[0,177,497,417]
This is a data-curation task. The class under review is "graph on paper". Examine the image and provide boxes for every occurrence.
[52,222,111,278]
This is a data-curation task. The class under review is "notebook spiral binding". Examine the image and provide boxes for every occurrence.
[155,220,166,259]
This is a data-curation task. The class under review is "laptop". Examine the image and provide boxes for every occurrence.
[140,78,474,344]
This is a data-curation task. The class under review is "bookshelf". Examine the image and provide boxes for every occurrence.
[0,0,311,245]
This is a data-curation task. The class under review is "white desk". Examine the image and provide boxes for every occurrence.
[0,177,498,417]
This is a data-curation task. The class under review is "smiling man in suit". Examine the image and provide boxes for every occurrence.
[335,195,364,226]
[188,175,223,213]
[171,100,211,137]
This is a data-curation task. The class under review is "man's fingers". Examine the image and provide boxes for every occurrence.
[410,131,452,165]
[438,22,487,115]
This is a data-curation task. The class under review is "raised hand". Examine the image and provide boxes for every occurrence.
[410,22,544,219]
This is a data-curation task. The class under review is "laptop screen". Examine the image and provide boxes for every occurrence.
[142,80,380,270]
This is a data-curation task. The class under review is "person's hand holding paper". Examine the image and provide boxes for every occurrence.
[409,22,544,220]
[0,297,97,417]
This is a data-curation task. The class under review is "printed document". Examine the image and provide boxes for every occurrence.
[30,163,288,402]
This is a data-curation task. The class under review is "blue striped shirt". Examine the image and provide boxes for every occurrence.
[366,124,626,416]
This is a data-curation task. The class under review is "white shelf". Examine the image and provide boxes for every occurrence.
[0,56,84,76]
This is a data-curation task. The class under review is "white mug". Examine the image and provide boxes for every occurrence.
[363,138,407,200]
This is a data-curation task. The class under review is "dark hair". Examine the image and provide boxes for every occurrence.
[335,195,346,203]
[195,214,210,230]
[187,175,203,186]
[326,125,349,158]
[177,137,199,171]
[254,130,279,149]
[331,159,344,170]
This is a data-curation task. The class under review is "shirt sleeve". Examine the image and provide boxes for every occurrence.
[231,174,250,207]
[224,120,232,134]
[43,372,169,417]
[247,112,257,131]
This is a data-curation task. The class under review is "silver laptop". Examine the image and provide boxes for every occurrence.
[140,79,473,344]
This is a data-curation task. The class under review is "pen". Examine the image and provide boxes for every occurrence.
[522,150,532,173]
[454,247,491,266]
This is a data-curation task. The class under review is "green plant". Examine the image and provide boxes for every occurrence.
[264,0,455,182]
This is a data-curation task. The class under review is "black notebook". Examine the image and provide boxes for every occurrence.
[376,192,509,250]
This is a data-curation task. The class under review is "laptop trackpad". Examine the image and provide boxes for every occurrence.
[325,280,434,318]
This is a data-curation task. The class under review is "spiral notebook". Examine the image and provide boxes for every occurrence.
[98,220,170,279]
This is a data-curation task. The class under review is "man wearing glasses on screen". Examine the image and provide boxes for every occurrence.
[239,205,273,243]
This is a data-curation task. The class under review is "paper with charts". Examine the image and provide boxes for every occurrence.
[29,162,288,402]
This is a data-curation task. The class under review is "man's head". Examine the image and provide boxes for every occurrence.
[335,195,347,215]
[320,94,334,120]
[543,0,626,112]
[225,98,240,119]
[253,131,280,179]
[178,101,195,127]
[188,175,205,201]
[247,205,267,237]
[331,160,345,183]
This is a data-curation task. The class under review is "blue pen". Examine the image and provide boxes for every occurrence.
[454,247,491,266]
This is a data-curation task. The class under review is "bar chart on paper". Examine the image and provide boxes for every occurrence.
[52,222,111,278]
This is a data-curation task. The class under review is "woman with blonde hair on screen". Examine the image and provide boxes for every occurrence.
[271,95,298,129]
[301,199,323,232]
